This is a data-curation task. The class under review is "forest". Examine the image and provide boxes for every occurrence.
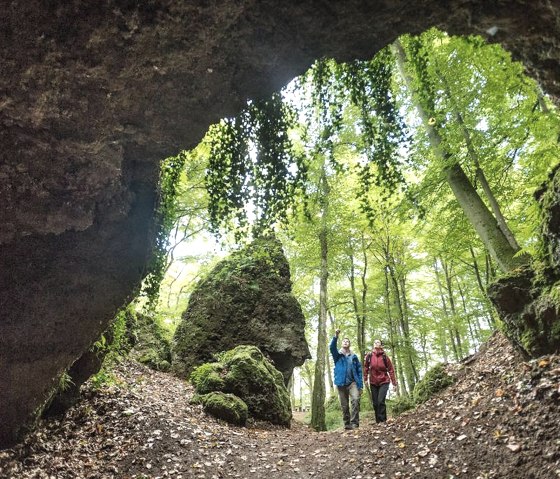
[134,29,557,428]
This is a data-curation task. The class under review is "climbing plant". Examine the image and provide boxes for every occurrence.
[205,92,307,240]
[142,151,188,308]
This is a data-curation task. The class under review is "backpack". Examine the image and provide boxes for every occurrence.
[365,351,389,372]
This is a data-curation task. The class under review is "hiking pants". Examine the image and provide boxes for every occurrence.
[337,382,360,427]
[370,383,390,423]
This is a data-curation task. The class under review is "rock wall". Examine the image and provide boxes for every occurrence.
[489,167,560,357]
[1,0,559,447]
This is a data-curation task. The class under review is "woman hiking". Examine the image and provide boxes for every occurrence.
[363,339,398,423]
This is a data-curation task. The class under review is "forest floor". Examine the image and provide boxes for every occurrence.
[1,332,559,479]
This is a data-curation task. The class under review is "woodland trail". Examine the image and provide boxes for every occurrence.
[1,333,559,479]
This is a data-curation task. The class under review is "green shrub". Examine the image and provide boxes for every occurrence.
[387,394,415,416]
[199,392,248,426]
[412,363,455,404]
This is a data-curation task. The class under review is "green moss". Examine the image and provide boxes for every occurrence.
[387,395,415,416]
[190,363,226,394]
[190,345,291,426]
[199,392,248,426]
[412,364,455,405]
[221,346,291,425]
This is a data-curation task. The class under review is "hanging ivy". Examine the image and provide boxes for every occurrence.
[142,151,187,308]
[205,92,307,240]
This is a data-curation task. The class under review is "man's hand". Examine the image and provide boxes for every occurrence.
[335,329,340,337]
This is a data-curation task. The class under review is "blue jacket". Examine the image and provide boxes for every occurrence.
[330,336,363,389]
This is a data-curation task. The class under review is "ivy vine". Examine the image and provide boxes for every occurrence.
[142,151,187,308]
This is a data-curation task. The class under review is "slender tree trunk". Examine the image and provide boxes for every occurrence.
[433,258,455,361]
[359,232,369,359]
[326,311,335,393]
[387,257,416,392]
[392,39,526,273]
[348,251,365,359]
[442,260,464,359]
[382,264,403,397]
[456,275,477,346]
[325,342,334,396]
[438,71,521,252]
[311,169,329,432]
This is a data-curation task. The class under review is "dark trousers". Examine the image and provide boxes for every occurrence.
[370,383,389,423]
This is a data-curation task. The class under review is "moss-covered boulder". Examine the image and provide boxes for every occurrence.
[412,363,455,405]
[129,312,173,372]
[198,392,248,426]
[190,345,292,426]
[190,363,226,394]
[172,237,310,383]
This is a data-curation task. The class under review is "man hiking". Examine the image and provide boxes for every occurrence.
[330,329,363,430]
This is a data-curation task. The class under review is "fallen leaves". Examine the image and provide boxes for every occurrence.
[1,340,559,479]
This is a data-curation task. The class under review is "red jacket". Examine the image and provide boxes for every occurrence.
[363,348,397,386]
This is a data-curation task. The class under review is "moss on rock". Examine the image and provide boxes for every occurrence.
[199,392,248,426]
[172,236,310,383]
[190,363,226,394]
[190,345,291,426]
[129,312,173,372]
[412,363,455,405]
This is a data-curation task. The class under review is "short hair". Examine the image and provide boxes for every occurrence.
[342,337,350,342]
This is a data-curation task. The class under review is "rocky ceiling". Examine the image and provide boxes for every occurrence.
[1,0,559,448]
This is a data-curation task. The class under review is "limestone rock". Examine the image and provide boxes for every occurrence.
[172,237,310,383]
[489,165,560,357]
[191,345,291,426]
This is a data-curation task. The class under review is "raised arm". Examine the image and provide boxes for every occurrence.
[330,329,341,362]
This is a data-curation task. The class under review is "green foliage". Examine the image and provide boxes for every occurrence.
[142,151,188,308]
[412,363,455,404]
[205,93,307,239]
[198,392,249,426]
[387,394,415,416]
[58,371,75,393]
[90,306,135,389]
[129,312,173,371]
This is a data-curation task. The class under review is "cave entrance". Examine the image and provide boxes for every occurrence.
[103,28,558,431]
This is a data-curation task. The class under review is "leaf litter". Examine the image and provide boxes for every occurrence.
[0,332,559,478]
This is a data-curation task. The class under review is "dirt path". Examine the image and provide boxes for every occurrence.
[1,333,559,479]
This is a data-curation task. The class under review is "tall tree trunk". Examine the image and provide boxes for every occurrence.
[325,339,334,396]
[437,71,521,252]
[359,232,369,359]
[311,168,329,432]
[456,275,478,347]
[469,246,497,328]
[392,39,526,273]
[383,264,403,397]
[326,310,335,394]
[433,258,455,361]
[442,259,464,359]
[387,255,416,392]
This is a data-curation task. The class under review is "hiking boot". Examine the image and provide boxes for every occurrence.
[350,424,359,429]
[344,424,352,430]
